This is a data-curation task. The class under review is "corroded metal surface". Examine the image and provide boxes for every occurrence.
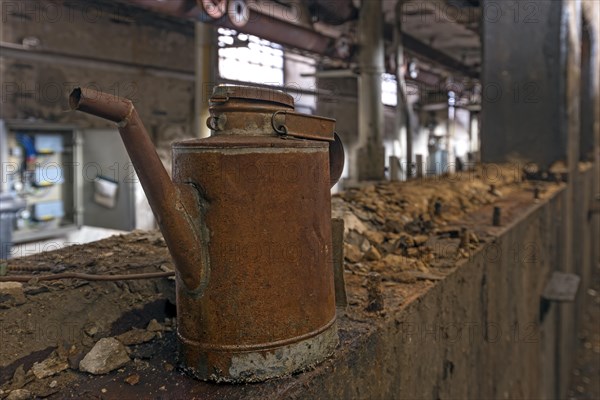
[69,85,341,382]
[174,84,339,381]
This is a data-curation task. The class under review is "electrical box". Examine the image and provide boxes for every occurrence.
[1,121,82,243]
[1,121,154,247]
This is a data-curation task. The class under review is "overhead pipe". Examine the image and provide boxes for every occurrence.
[127,0,335,56]
[304,0,358,25]
[211,3,333,55]
[127,0,199,17]
[125,0,476,77]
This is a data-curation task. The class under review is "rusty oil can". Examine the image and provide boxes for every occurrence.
[69,85,343,382]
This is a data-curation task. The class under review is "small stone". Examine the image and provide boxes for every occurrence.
[163,362,174,372]
[364,230,385,245]
[342,212,368,235]
[49,380,58,388]
[412,235,429,246]
[124,374,140,385]
[146,319,164,332]
[469,232,479,244]
[393,272,417,284]
[6,389,32,400]
[84,325,99,337]
[101,388,107,394]
[398,233,415,248]
[364,246,382,261]
[133,358,150,371]
[116,329,156,346]
[79,338,130,375]
[66,345,84,370]
[359,238,371,252]
[407,248,419,257]
[344,243,362,263]
[23,286,49,296]
[381,254,410,271]
[346,230,366,246]
[0,282,26,307]
[10,365,27,390]
[31,351,69,379]
[159,385,167,391]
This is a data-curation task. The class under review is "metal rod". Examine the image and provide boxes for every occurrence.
[492,206,501,226]
[0,271,174,283]
[416,154,423,178]
[356,0,385,180]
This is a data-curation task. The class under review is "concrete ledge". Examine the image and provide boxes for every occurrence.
[1,169,596,399]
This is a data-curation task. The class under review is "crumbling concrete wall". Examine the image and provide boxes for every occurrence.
[1,168,595,399]
[285,178,591,400]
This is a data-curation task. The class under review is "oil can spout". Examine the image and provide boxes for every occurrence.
[69,88,209,295]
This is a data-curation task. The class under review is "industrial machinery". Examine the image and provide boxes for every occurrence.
[0,120,150,257]
[69,84,344,382]
[0,122,81,245]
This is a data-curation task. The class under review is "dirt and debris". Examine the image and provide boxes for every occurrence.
[333,165,557,289]
[0,165,565,399]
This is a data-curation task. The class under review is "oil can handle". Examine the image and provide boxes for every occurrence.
[271,111,335,142]
[329,133,345,187]
[271,111,344,187]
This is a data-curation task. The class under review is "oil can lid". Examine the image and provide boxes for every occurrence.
[210,85,294,108]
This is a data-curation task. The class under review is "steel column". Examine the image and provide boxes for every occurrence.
[356,0,385,181]
[195,22,218,138]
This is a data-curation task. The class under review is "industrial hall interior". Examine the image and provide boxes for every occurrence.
[0,0,599,399]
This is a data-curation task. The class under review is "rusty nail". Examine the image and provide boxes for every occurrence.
[460,227,469,248]
[434,199,442,217]
[492,206,501,226]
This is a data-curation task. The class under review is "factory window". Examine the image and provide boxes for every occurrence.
[218,28,284,86]
[382,73,397,106]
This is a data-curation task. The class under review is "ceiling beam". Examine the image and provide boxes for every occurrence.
[125,0,478,79]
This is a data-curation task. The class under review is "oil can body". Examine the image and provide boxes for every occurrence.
[173,135,337,382]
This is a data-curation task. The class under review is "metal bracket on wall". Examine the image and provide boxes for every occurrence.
[539,272,581,322]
